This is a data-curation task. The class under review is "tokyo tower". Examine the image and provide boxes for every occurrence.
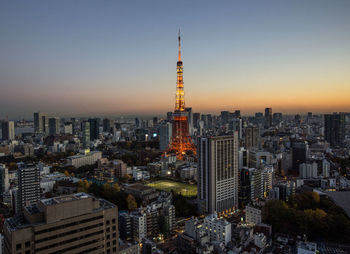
[167,31,196,160]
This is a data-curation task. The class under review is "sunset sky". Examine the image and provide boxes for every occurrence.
[1,0,350,119]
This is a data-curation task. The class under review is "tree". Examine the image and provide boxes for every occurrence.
[64,170,70,177]
[113,183,120,192]
[127,194,137,210]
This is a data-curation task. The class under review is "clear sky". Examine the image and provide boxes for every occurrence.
[1,0,350,119]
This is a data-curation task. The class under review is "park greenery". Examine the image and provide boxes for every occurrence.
[263,192,350,243]
[77,180,134,211]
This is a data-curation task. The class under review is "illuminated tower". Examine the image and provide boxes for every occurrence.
[168,31,196,159]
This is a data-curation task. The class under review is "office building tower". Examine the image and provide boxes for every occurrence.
[245,126,259,150]
[322,159,330,178]
[324,112,346,147]
[159,122,172,151]
[206,114,213,129]
[166,112,173,122]
[273,113,282,124]
[220,111,229,125]
[88,118,100,141]
[239,167,263,206]
[71,118,77,135]
[292,142,307,173]
[135,118,140,128]
[103,118,114,133]
[152,117,158,127]
[1,121,15,140]
[230,118,242,139]
[234,110,241,118]
[197,134,239,214]
[264,108,272,127]
[168,32,196,159]
[185,107,193,135]
[4,193,119,254]
[0,164,9,201]
[82,121,90,148]
[34,112,48,134]
[119,212,132,241]
[17,164,41,213]
[48,117,60,135]
[193,113,200,130]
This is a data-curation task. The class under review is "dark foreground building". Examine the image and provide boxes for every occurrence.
[4,193,119,254]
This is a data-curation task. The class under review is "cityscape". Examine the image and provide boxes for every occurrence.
[1,1,350,254]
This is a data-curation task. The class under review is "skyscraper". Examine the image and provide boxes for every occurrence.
[159,122,172,151]
[48,117,60,135]
[245,126,259,150]
[34,112,48,134]
[168,32,196,159]
[1,121,15,141]
[88,118,100,141]
[81,121,90,148]
[197,134,239,214]
[17,164,41,213]
[324,112,346,147]
[103,118,113,133]
[264,108,272,128]
[193,113,200,130]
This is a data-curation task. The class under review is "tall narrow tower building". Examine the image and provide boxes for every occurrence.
[168,31,196,159]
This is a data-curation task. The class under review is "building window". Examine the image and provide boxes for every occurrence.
[16,244,21,250]
[112,219,116,224]
[106,220,110,225]
[25,241,30,248]
[25,251,31,254]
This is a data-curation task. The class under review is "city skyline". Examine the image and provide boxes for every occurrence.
[1,0,350,119]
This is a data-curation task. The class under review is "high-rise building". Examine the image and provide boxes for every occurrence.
[17,164,41,213]
[185,107,193,135]
[4,193,119,254]
[159,122,172,151]
[88,118,100,141]
[34,112,48,134]
[48,117,60,135]
[81,121,90,148]
[193,113,200,130]
[239,167,263,206]
[197,134,239,214]
[234,110,241,118]
[103,118,114,133]
[324,112,346,147]
[264,108,272,128]
[0,164,9,201]
[220,111,229,125]
[168,32,196,159]
[166,112,173,122]
[292,142,307,173]
[1,121,15,140]
[245,126,259,150]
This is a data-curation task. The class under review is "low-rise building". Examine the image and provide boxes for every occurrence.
[66,150,102,168]
[245,205,262,225]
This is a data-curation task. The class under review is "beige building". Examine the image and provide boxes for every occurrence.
[67,151,102,168]
[4,192,118,254]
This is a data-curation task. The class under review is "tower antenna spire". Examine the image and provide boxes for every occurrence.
[178,28,181,61]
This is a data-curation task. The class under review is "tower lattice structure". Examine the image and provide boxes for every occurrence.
[167,31,196,160]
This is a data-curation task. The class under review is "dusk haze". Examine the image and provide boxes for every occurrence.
[1,0,350,119]
[1,1,350,254]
